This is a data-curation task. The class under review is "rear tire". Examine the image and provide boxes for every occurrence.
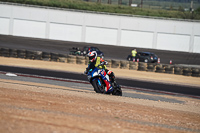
[112,83,122,96]
[112,87,122,96]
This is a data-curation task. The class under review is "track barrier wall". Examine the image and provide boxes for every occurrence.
[1,3,200,53]
[0,47,200,77]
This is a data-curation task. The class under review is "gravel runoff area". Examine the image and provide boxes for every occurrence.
[0,57,200,133]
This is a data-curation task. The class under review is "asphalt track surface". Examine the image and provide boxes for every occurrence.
[0,65,200,99]
[0,35,200,98]
[0,35,200,65]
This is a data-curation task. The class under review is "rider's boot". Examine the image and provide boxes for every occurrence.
[111,75,121,89]
[110,75,117,88]
[106,70,118,88]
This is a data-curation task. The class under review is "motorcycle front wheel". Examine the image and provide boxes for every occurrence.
[91,79,105,94]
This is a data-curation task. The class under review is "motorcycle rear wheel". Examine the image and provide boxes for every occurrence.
[112,87,122,96]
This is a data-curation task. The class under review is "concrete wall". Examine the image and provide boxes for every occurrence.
[0,3,200,53]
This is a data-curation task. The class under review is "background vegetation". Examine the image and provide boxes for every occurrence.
[0,0,200,20]
[88,0,200,10]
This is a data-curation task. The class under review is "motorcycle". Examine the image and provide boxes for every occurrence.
[86,67,122,96]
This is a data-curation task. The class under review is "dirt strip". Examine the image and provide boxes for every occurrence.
[0,79,200,133]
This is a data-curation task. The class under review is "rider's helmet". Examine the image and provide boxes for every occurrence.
[88,51,97,62]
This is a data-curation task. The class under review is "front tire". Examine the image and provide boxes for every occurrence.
[127,55,132,61]
[144,59,149,63]
[91,79,105,93]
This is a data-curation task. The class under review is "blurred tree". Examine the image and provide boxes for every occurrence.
[118,0,122,5]
[141,0,143,8]
[195,6,200,14]
[170,4,173,10]
[129,0,132,6]
[178,6,184,11]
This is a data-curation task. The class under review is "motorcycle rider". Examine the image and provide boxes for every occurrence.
[84,51,117,88]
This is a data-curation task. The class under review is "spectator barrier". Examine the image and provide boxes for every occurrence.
[0,47,199,77]
[192,68,200,77]
[163,64,174,74]
[67,55,76,64]
[155,64,165,73]
[174,66,183,75]
[10,49,17,58]
[42,52,51,61]
[147,63,156,72]
[1,48,9,57]
[138,62,148,71]
[183,67,192,76]
[111,60,120,68]
[26,50,35,59]
[76,56,85,64]
[17,49,26,59]
[129,62,138,70]
[120,61,129,69]
[34,51,43,60]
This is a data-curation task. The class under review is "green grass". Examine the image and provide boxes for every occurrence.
[0,0,200,20]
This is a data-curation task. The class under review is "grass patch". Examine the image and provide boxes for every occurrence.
[0,0,200,20]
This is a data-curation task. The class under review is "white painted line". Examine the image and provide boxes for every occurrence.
[5,73,18,77]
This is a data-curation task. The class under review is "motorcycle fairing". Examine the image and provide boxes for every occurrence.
[99,69,113,92]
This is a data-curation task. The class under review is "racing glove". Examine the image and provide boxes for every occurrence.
[104,61,108,65]
[84,68,89,74]
[99,61,108,66]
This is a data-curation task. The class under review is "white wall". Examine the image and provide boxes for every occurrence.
[121,30,154,48]
[13,19,46,38]
[85,27,118,45]
[157,33,190,52]
[194,36,200,53]
[49,23,82,42]
[0,17,9,35]
[0,3,200,53]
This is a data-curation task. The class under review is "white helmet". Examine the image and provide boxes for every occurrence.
[88,51,97,62]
